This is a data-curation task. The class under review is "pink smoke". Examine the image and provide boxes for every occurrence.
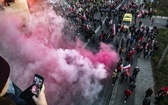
[0,2,119,105]
[76,43,118,72]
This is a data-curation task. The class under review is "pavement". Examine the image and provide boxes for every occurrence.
[135,57,155,105]
[153,15,168,20]
[138,17,167,29]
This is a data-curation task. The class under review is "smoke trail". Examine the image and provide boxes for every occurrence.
[0,1,119,105]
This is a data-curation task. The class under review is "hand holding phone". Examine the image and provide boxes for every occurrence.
[32,84,48,105]
[31,74,44,97]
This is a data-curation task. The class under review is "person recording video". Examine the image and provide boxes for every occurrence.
[0,56,48,105]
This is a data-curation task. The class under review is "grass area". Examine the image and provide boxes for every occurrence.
[151,28,168,105]
[145,0,168,17]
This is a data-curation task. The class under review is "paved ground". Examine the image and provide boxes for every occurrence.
[138,17,167,29]
[135,57,155,105]
[153,16,168,20]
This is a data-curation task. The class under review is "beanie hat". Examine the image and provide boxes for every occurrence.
[0,56,10,93]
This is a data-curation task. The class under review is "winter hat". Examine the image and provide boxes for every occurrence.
[0,56,10,93]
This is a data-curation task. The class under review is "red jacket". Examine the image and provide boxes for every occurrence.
[121,25,125,31]
[131,49,135,55]
[124,89,132,96]
[137,44,141,49]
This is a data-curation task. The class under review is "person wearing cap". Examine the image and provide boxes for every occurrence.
[132,66,140,78]
[112,69,118,86]
[0,57,12,96]
[0,56,48,105]
[0,56,27,105]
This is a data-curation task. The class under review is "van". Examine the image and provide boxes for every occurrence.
[122,13,133,29]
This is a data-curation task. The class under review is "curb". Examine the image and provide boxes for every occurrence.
[153,15,168,20]
[108,75,120,105]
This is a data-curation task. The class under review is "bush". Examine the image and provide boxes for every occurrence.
[151,28,168,105]
[145,0,168,16]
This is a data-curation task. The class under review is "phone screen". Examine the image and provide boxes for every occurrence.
[31,74,44,96]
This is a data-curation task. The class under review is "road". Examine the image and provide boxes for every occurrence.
[89,1,126,105]
[139,17,167,28]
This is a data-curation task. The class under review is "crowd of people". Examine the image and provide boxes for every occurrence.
[109,0,168,105]
[52,0,167,104]
[53,0,123,41]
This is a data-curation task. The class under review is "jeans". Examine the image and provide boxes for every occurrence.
[7,78,15,94]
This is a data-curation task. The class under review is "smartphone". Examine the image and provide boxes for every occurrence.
[31,74,44,97]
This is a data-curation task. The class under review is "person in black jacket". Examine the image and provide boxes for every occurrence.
[132,66,140,78]
[144,87,153,99]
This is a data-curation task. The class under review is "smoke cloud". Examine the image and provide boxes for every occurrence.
[0,1,119,105]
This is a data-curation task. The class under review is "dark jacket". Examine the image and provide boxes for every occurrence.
[4,93,27,105]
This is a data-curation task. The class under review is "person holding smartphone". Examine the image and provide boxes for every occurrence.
[31,74,48,105]
[32,84,48,105]
[0,56,48,105]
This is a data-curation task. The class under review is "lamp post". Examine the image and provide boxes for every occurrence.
[150,0,154,8]
[155,0,159,8]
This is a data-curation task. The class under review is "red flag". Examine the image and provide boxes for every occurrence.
[123,64,131,71]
